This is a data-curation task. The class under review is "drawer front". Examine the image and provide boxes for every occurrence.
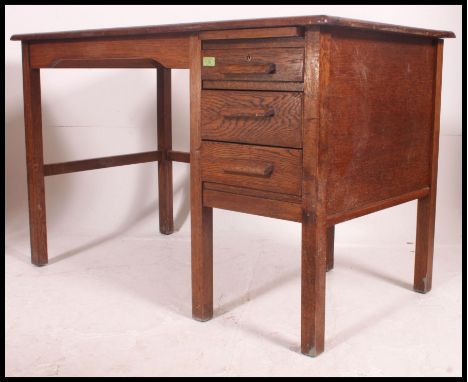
[201,90,302,148]
[201,141,302,196]
[201,48,304,82]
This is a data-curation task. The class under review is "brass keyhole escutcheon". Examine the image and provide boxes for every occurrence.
[246,54,252,62]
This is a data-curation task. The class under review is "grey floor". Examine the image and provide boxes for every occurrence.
[5,223,462,377]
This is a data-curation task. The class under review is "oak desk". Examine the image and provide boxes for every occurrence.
[11,16,455,356]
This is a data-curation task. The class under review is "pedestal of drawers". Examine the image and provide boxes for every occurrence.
[190,26,443,356]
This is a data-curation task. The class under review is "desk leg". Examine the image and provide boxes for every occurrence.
[414,195,436,293]
[414,40,443,294]
[301,27,328,357]
[191,200,213,321]
[326,226,335,272]
[22,43,48,266]
[190,35,213,321]
[301,216,327,357]
[157,68,174,235]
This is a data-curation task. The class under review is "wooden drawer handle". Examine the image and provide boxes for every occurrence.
[222,63,276,75]
[223,161,274,178]
[223,108,275,119]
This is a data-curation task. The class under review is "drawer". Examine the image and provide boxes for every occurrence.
[201,47,304,82]
[201,90,302,148]
[200,141,302,196]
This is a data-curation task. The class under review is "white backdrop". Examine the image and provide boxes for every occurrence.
[5,5,462,249]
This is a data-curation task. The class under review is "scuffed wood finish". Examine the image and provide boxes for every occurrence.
[201,47,304,82]
[28,36,190,69]
[22,42,48,266]
[203,189,302,222]
[157,68,174,235]
[190,35,214,321]
[301,27,329,357]
[44,151,162,176]
[201,90,302,148]
[200,141,302,196]
[325,29,436,216]
[200,26,302,40]
[414,40,444,294]
[11,15,455,42]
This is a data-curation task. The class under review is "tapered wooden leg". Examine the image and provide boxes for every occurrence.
[22,43,48,266]
[326,226,335,272]
[301,215,327,357]
[414,195,437,293]
[157,68,174,235]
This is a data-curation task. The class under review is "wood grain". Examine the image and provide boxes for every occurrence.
[190,34,214,321]
[203,182,302,203]
[11,15,455,41]
[157,68,174,235]
[414,39,444,294]
[44,151,162,176]
[300,27,329,357]
[203,189,302,222]
[325,29,436,216]
[46,58,163,68]
[201,47,304,82]
[201,141,302,196]
[327,187,430,225]
[200,27,302,40]
[28,36,190,69]
[11,17,453,357]
[203,37,304,50]
[201,90,302,148]
[22,42,48,266]
[203,80,304,92]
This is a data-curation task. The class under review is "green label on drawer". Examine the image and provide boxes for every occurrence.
[203,56,216,67]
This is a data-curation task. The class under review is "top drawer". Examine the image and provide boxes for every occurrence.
[201,47,304,82]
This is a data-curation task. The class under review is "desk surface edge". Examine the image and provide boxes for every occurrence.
[10,15,456,42]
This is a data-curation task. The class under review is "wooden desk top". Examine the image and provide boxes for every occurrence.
[11,15,455,42]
